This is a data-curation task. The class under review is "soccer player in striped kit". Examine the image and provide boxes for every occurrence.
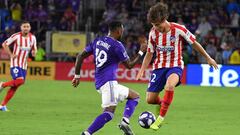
[136,3,218,130]
[0,21,37,111]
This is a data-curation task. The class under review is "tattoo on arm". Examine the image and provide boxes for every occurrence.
[75,51,92,75]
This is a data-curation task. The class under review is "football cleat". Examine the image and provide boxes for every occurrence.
[0,105,9,112]
[150,116,164,130]
[81,131,91,135]
[118,118,135,135]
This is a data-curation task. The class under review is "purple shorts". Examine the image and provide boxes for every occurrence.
[147,67,183,93]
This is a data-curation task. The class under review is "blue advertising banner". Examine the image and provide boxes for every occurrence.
[187,64,240,87]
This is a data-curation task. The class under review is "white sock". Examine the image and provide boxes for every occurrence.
[122,117,130,124]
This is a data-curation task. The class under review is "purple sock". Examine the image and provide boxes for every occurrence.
[123,97,139,118]
[87,111,114,134]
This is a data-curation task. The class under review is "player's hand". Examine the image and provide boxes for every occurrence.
[138,35,147,52]
[207,57,218,70]
[72,78,80,87]
[136,69,144,80]
[10,54,17,59]
[31,51,37,57]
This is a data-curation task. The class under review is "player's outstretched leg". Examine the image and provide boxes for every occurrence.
[146,92,162,116]
[1,86,18,104]
[150,73,179,130]
[0,78,24,111]
[82,106,115,135]
[119,89,139,135]
[1,79,24,88]
[0,86,20,112]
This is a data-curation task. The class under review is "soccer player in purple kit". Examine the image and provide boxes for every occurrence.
[72,21,147,135]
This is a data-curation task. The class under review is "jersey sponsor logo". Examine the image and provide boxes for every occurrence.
[156,46,175,52]
[21,47,31,51]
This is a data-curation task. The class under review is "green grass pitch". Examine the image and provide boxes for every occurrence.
[0,80,240,135]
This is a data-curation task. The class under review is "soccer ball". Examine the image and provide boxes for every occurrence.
[138,111,156,129]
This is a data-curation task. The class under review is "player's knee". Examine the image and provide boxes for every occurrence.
[128,90,140,99]
[165,84,175,91]
[134,91,140,98]
[104,106,116,113]
[146,97,156,104]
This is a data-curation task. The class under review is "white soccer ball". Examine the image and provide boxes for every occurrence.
[138,111,156,129]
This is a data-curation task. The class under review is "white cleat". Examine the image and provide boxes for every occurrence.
[118,118,135,135]
[0,105,9,112]
[81,131,91,135]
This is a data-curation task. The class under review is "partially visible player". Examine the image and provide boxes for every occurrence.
[72,21,147,135]
[0,21,37,111]
[136,3,218,130]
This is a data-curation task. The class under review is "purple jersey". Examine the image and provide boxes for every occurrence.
[85,36,129,89]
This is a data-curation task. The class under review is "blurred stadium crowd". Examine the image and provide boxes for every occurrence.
[0,0,239,64]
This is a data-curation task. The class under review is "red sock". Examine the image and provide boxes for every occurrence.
[2,79,24,88]
[160,90,174,117]
[1,86,18,106]
[156,96,162,105]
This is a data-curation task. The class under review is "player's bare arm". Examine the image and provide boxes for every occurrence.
[72,50,92,87]
[31,46,37,57]
[31,51,37,57]
[122,38,147,69]
[136,52,153,80]
[31,47,38,57]
[192,41,218,69]
[31,36,38,57]
[2,42,17,59]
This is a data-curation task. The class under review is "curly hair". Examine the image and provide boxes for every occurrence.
[147,3,169,23]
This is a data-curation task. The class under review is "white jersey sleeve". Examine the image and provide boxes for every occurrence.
[4,33,18,46]
[147,29,155,53]
[179,25,196,45]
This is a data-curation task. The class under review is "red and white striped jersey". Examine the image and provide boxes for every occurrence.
[3,32,37,70]
[147,22,196,69]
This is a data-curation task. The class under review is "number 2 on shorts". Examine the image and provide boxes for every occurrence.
[151,73,156,82]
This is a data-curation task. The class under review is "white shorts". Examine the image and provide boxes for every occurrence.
[97,81,129,108]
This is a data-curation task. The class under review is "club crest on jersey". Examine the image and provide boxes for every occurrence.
[170,36,176,43]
